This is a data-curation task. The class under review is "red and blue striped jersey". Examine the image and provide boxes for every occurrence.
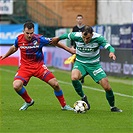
[14,34,50,66]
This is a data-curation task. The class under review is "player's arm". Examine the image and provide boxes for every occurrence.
[103,42,116,60]
[0,45,18,60]
[99,36,116,61]
[106,45,116,60]
[56,42,76,54]
[51,33,69,45]
[51,33,75,54]
[55,42,76,64]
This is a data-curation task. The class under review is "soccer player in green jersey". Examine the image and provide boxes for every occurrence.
[51,25,122,112]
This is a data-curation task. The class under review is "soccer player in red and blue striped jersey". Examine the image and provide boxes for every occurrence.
[0,21,75,111]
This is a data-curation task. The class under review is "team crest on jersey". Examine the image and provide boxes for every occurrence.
[33,40,38,45]
[89,43,98,47]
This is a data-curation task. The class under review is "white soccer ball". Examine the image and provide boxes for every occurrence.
[73,100,88,113]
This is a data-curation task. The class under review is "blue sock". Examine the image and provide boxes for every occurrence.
[17,86,26,95]
[54,90,63,96]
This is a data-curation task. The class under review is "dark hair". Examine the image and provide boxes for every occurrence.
[83,25,94,36]
[76,14,83,18]
[24,21,34,29]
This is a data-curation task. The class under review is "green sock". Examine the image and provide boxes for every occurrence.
[72,80,84,97]
[106,89,115,107]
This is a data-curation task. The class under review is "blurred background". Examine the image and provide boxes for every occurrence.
[0,0,132,77]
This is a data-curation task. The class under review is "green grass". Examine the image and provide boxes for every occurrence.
[0,66,133,133]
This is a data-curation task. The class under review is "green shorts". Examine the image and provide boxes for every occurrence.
[72,61,107,83]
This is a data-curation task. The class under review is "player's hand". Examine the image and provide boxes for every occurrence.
[70,47,76,54]
[50,37,60,45]
[109,52,116,60]
[0,55,4,60]
[64,54,76,64]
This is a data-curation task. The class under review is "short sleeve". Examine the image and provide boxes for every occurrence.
[14,37,18,48]
[40,36,51,45]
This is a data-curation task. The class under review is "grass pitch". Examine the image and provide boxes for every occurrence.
[0,66,132,133]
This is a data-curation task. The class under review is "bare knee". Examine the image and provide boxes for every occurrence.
[52,80,59,88]
[71,75,79,80]
[99,78,111,91]
[13,80,23,91]
[71,69,82,80]
[48,78,60,91]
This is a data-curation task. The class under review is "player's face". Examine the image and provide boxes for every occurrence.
[76,16,83,25]
[23,27,34,41]
[82,32,93,44]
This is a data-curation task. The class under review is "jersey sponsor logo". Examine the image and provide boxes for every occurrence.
[20,40,39,49]
[93,68,103,76]
[77,47,93,52]
[88,43,99,47]
[20,45,39,49]
[73,65,78,69]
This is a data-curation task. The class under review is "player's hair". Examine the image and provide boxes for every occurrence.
[24,21,34,29]
[83,25,94,36]
[76,14,83,18]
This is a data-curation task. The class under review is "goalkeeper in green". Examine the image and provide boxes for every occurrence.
[51,25,122,112]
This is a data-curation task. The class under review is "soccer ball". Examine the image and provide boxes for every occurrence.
[73,100,88,113]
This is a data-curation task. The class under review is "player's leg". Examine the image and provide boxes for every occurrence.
[38,64,74,111]
[80,77,85,84]
[89,63,122,112]
[13,68,34,110]
[13,80,31,102]
[71,61,90,110]
[71,69,84,97]
[48,77,74,110]
[99,77,114,106]
[99,78,122,112]
[71,61,85,97]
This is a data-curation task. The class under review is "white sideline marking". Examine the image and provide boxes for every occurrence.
[0,68,16,73]
[0,68,133,99]
[59,81,133,99]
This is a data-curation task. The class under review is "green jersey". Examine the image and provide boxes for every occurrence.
[59,32,115,64]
